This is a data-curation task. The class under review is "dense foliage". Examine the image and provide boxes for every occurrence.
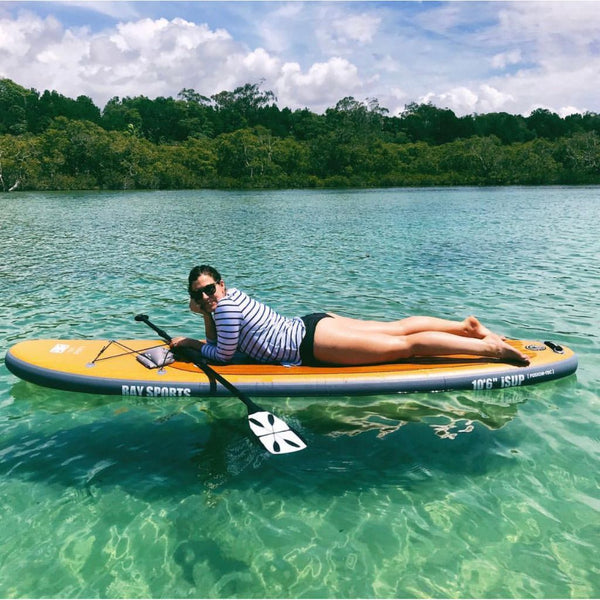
[1,77,599,191]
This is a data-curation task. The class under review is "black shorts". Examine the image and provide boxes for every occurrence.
[299,313,332,366]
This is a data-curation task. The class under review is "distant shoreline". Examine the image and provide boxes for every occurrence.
[2,78,599,192]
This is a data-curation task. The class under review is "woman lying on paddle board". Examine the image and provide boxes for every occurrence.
[171,265,530,367]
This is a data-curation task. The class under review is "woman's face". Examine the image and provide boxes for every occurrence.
[189,273,226,312]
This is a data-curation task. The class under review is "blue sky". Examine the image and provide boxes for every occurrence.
[1,1,598,116]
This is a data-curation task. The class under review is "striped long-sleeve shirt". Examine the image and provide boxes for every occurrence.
[200,288,306,365]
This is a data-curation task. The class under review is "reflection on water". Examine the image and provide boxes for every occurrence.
[294,386,533,439]
[1,187,598,598]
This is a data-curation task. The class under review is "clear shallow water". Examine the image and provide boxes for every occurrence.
[1,187,599,598]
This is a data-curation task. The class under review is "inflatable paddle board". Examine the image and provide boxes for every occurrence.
[5,338,577,398]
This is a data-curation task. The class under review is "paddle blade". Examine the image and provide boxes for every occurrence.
[247,411,307,454]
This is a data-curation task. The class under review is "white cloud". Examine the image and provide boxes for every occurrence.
[254,2,305,54]
[0,8,367,112]
[419,85,514,115]
[413,3,467,36]
[332,13,381,44]
[491,59,600,117]
[0,2,598,118]
[491,49,522,70]
[276,57,362,110]
[477,85,516,113]
[496,2,600,43]
[0,11,61,54]
[381,1,600,117]
[53,1,141,21]
[242,48,280,77]
[376,54,400,74]
[314,5,382,55]
[558,106,584,118]
[0,12,248,105]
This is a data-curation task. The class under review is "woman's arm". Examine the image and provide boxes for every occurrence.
[170,299,215,350]
[202,312,217,342]
[201,300,242,363]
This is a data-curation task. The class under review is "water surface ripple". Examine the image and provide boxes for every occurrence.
[1,187,598,598]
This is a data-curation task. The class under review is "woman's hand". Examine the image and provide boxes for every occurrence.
[170,336,203,350]
[189,298,212,317]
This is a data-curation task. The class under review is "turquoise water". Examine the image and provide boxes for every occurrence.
[1,187,599,598]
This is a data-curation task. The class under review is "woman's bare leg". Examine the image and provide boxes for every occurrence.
[312,317,529,366]
[326,313,504,340]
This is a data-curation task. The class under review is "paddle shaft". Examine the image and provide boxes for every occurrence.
[134,313,308,454]
[134,314,261,412]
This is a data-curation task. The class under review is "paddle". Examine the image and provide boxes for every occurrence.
[134,314,307,454]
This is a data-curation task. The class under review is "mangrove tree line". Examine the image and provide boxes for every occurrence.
[1,78,599,191]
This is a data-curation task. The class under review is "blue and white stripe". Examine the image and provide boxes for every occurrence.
[200,288,306,365]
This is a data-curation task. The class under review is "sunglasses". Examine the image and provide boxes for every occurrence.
[189,282,218,302]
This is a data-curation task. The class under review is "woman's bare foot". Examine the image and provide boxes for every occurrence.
[464,316,506,342]
[484,335,530,364]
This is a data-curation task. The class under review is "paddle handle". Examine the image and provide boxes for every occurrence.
[135,314,172,344]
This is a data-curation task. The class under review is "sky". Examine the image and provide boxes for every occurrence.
[0,1,599,117]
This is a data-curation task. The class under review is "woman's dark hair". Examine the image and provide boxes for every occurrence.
[188,265,222,293]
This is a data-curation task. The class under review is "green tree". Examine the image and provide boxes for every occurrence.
[211,82,277,134]
[580,112,600,135]
[324,96,390,144]
[101,97,143,134]
[0,134,40,190]
[35,90,101,132]
[557,131,600,183]
[289,108,328,141]
[473,112,532,144]
[443,136,509,184]
[51,118,108,177]
[0,79,37,135]
[527,108,568,140]
[505,139,561,184]
[215,127,281,181]
[180,137,218,180]
[400,102,463,145]
[272,137,310,177]
[100,133,158,189]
